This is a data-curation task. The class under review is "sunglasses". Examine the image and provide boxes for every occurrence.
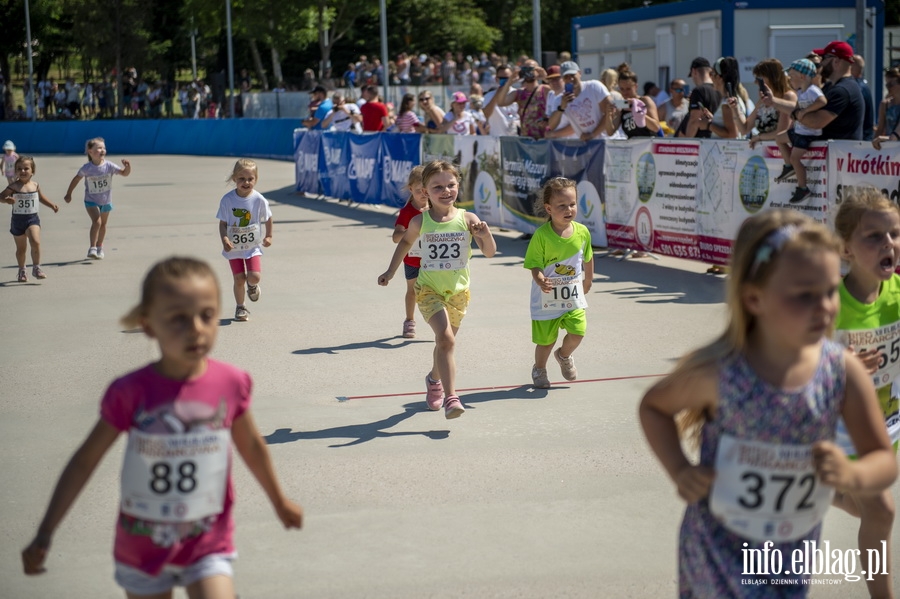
[671,87,685,93]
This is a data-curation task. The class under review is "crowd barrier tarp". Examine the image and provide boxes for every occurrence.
[319,131,352,201]
[549,140,607,247]
[499,137,551,234]
[348,133,383,204]
[294,129,321,194]
[828,141,900,212]
[381,133,422,208]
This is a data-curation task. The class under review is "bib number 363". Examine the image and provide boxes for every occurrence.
[229,224,260,251]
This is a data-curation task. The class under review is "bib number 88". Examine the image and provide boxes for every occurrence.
[150,460,198,494]
[738,471,816,512]
[427,243,460,260]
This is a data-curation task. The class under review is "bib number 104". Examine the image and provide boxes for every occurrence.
[150,460,198,494]
[549,285,579,301]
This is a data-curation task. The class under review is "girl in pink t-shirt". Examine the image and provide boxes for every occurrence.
[392,165,428,338]
[22,256,302,598]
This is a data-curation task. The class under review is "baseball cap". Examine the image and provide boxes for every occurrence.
[545,65,561,79]
[560,61,580,76]
[813,41,855,63]
[2,140,14,151]
[452,91,467,104]
[787,58,817,78]
[312,84,327,94]
[688,57,711,76]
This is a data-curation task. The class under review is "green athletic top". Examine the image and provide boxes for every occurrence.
[417,208,472,298]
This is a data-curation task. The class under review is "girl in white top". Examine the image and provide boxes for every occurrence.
[63,137,131,260]
[216,159,273,323]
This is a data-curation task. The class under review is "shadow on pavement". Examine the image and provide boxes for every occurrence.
[595,256,725,305]
[293,336,430,355]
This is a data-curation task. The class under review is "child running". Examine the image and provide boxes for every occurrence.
[832,186,900,599]
[524,177,593,388]
[216,159,273,322]
[392,165,428,338]
[3,140,19,184]
[639,209,897,596]
[773,59,827,204]
[63,137,131,259]
[378,160,497,419]
[1,156,60,282]
[21,256,303,597]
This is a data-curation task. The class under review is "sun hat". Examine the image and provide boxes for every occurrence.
[787,58,817,78]
[452,91,467,104]
[2,140,14,151]
[545,65,561,79]
[560,61,580,76]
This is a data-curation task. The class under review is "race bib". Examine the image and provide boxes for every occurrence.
[120,428,230,523]
[420,231,468,271]
[407,237,423,258]
[541,275,587,311]
[12,192,38,215]
[229,224,261,251]
[86,175,112,194]
[835,325,900,388]
[709,435,832,542]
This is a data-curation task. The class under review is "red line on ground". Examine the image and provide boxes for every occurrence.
[336,373,665,401]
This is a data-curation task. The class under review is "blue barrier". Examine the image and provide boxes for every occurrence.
[0,119,299,160]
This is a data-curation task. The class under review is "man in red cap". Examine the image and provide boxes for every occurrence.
[793,41,864,140]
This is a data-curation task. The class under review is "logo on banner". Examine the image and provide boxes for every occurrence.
[576,180,600,221]
[324,147,342,166]
[739,155,769,213]
[636,153,656,202]
[475,171,496,204]
[636,206,654,250]
[384,156,413,184]
[348,157,375,180]
[300,152,317,172]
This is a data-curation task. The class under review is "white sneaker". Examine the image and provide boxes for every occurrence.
[96,247,105,259]
[87,247,99,259]
[247,284,260,302]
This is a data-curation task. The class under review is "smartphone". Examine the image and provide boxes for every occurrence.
[756,77,769,96]
[726,82,734,98]
[498,77,509,87]
[565,83,574,94]
[614,98,630,110]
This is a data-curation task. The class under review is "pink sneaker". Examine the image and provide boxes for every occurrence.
[425,375,444,410]
[444,395,465,419]
[402,319,416,338]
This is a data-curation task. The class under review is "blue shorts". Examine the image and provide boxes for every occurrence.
[404,263,420,280]
[84,201,113,213]
[114,553,234,595]
[10,213,40,236]
[788,129,818,150]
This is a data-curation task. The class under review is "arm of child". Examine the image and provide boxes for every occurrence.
[467,212,496,258]
[798,94,828,120]
[262,217,273,247]
[22,419,120,575]
[813,352,898,494]
[583,257,594,294]
[119,159,131,177]
[378,214,421,285]
[219,220,234,251]
[37,186,59,213]
[392,225,407,244]
[531,267,553,292]
[0,185,13,204]
[63,175,83,203]
[231,410,303,529]
[639,365,718,503]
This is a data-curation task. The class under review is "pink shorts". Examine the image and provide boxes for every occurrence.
[229,256,261,275]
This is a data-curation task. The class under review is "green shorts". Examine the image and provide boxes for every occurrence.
[532,309,586,346]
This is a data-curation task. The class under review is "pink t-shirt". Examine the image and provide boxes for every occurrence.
[100,360,251,576]
[396,200,424,267]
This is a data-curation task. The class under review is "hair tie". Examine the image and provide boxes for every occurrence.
[749,224,798,277]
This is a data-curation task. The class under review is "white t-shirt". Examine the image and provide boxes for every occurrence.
[483,89,519,137]
[77,160,123,205]
[330,103,362,133]
[216,189,273,260]
[546,91,576,139]
[562,80,610,138]
[443,111,476,135]
[795,84,825,137]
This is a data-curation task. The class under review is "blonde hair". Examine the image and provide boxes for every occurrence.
[534,176,577,219]
[600,68,619,90]
[85,137,105,153]
[406,165,425,190]
[121,257,220,328]
[421,160,461,189]
[227,158,258,184]
[834,185,898,242]
[14,155,35,173]
[672,209,841,443]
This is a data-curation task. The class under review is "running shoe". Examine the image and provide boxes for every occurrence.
[235,306,250,321]
[87,247,99,259]
[17,268,27,282]
[789,187,811,204]
[444,395,465,419]
[425,375,444,410]
[96,247,105,259]
[32,266,46,279]
[402,319,416,338]
[247,284,260,302]
[532,366,551,389]
[774,164,795,182]
[554,348,577,381]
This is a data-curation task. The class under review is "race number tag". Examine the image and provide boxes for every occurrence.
[229,224,261,251]
[86,175,112,194]
[120,428,230,523]
[12,192,38,215]
[407,237,423,258]
[420,231,468,271]
[541,275,587,311]
[709,435,832,542]
[835,325,900,388]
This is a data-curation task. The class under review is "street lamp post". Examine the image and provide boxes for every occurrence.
[25,0,36,121]
[225,0,235,118]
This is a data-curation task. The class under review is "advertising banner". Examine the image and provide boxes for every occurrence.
[381,134,422,208]
[499,137,551,233]
[319,131,351,201]
[294,129,321,194]
[549,139,607,246]
[827,141,900,215]
[461,136,504,226]
[348,133,383,204]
